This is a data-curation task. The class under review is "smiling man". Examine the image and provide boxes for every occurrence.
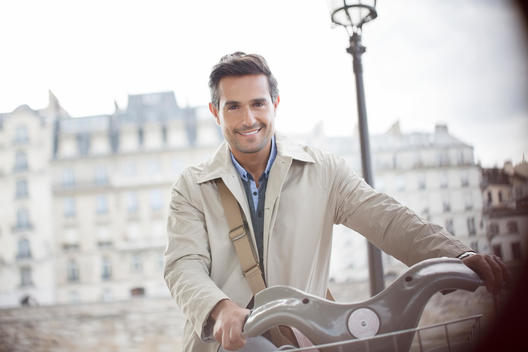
[164,52,509,352]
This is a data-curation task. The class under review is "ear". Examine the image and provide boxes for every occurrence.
[209,102,220,125]
[273,95,280,111]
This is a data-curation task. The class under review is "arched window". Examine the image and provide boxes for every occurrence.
[66,259,80,282]
[16,238,31,259]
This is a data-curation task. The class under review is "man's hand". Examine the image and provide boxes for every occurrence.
[462,253,511,293]
[210,299,250,351]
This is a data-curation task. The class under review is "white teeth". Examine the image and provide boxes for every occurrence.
[240,129,259,136]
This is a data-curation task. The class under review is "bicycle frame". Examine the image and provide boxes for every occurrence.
[243,258,483,352]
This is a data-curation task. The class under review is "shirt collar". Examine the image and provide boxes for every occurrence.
[230,135,277,182]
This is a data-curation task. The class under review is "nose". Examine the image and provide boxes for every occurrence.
[241,106,257,127]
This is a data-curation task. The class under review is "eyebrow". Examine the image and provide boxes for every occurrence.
[224,98,268,106]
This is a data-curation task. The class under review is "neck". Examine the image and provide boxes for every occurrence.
[231,142,272,185]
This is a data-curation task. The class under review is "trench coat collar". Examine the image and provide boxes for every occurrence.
[196,133,315,184]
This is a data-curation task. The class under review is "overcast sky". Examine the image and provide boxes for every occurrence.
[1,0,526,166]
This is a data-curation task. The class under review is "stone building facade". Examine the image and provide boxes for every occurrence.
[0,91,222,308]
[301,122,487,281]
[0,101,57,307]
[481,160,528,263]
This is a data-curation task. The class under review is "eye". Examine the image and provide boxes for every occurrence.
[253,101,265,108]
[226,104,239,111]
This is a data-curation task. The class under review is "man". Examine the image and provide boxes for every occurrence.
[164,52,509,352]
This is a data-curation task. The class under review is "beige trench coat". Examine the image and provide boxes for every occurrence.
[164,134,470,352]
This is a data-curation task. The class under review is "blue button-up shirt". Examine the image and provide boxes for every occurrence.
[230,136,277,267]
[230,136,277,211]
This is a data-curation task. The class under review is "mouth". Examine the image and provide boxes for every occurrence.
[237,128,262,136]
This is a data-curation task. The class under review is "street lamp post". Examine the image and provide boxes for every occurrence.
[326,0,385,296]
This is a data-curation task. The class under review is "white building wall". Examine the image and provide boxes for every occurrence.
[0,106,55,307]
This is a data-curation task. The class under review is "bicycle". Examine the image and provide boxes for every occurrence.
[242,257,484,352]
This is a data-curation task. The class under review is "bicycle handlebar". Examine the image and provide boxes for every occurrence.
[243,257,483,352]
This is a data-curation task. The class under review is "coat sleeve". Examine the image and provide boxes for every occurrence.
[330,155,471,266]
[164,170,229,340]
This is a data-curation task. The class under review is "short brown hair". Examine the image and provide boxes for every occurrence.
[208,52,279,108]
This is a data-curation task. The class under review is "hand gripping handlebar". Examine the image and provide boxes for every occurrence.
[243,257,483,352]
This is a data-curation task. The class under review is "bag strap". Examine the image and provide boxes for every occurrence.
[216,179,266,294]
[216,178,334,301]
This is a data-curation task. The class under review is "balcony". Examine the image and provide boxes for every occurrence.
[11,223,34,233]
[15,253,32,261]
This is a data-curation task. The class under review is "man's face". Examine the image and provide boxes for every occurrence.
[209,74,279,158]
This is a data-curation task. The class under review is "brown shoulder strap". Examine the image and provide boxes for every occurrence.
[216,179,266,294]
[216,178,334,301]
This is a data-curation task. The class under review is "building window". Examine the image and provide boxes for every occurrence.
[130,287,145,297]
[14,151,28,171]
[457,150,465,165]
[67,259,80,282]
[150,189,162,211]
[396,176,405,192]
[126,224,140,241]
[442,198,451,212]
[514,185,524,199]
[437,151,449,167]
[68,291,80,304]
[512,242,522,261]
[101,257,112,281]
[445,218,454,235]
[161,125,168,144]
[173,158,183,175]
[16,238,32,259]
[149,161,161,175]
[63,229,79,250]
[62,169,75,188]
[96,226,112,247]
[94,166,108,185]
[76,133,91,156]
[460,173,469,187]
[96,195,109,215]
[487,191,492,205]
[126,192,138,214]
[464,193,473,211]
[492,244,503,259]
[467,217,476,236]
[158,253,164,271]
[138,127,144,146]
[15,179,29,199]
[498,191,503,203]
[20,267,33,287]
[131,254,143,273]
[418,174,426,190]
[440,173,448,189]
[101,288,112,302]
[124,162,137,177]
[14,125,29,144]
[488,223,499,237]
[64,198,76,218]
[507,221,519,234]
[16,208,31,229]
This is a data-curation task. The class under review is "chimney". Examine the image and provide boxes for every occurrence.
[435,124,448,135]
[504,160,514,175]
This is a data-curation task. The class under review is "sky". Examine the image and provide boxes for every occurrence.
[0,0,526,167]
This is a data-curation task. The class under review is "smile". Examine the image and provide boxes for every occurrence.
[238,128,261,136]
